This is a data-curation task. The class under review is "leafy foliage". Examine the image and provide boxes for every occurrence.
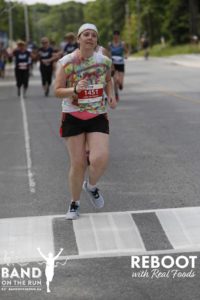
[0,0,199,49]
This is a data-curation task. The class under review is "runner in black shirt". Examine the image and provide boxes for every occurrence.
[63,32,78,55]
[38,37,55,96]
[13,40,31,97]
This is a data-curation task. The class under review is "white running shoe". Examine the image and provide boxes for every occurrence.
[83,181,104,209]
[65,201,80,220]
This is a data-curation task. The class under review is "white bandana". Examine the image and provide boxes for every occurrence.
[78,23,98,37]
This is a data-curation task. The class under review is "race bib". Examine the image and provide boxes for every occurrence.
[78,84,103,104]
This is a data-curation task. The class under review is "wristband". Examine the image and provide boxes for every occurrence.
[74,83,78,94]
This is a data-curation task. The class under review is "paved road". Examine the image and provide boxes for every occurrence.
[0,55,200,299]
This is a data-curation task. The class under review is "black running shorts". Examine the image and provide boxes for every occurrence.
[113,64,125,72]
[60,113,109,137]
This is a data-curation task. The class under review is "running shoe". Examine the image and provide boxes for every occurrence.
[65,201,80,220]
[83,181,104,209]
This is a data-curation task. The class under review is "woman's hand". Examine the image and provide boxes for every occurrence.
[75,79,88,93]
[107,96,117,109]
[72,79,88,106]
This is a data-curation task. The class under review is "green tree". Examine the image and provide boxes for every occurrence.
[0,0,8,33]
[2,0,199,50]
[163,0,190,44]
[29,2,84,45]
[83,0,128,47]
[83,0,111,46]
[189,0,200,36]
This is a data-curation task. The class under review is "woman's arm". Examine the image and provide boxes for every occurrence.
[54,64,74,98]
[105,70,117,109]
[54,64,88,99]
[42,53,58,64]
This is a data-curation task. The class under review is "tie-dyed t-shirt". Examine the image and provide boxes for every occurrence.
[59,51,112,114]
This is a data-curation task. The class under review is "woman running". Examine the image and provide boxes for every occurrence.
[54,23,117,220]
[13,40,31,97]
[38,37,56,96]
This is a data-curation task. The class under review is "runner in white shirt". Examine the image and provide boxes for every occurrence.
[54,23,117,220]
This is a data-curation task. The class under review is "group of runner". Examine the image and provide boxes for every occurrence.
[2,27,128,100]
[2,24,128,219]
[11,38,56,97]
[8,33,78,97]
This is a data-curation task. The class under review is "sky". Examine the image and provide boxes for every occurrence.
[9,0,93,5]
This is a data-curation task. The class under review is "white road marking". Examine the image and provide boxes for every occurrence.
[157,207,200,249]
[0,216,54,264]
[20,92,36,193]
[60,247,200,261]
[175,208,200,245]
[58,205,200,216]
[73,213,145,255]
[72,206,200,258]
[1,206,200,263]
[156,210,192,249]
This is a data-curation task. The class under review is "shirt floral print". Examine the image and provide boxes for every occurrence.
[59,51,112,114]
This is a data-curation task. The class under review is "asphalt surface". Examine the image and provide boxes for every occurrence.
[1,55,200,299]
